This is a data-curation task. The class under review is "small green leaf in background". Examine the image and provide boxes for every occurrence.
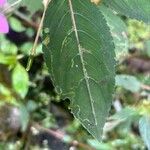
[26,100,38,112]
[100,5,128,60]
[0,84,11,97]
[19,104,30,131]
[139,116,150,150]
[0,36,18,55]
[104,0,150,24]
[0,84,17,105]
[9,17,26,32]
[115,75,141,92]
[20,42,42,56]
[12,63,29,98]
[0,53,17,66]
[88,139,112,150]
[111,107,140,121]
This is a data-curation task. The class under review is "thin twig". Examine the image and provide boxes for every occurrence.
[14,10,39,30]
[3,0,22,13]
[26,0,51,71]
[33,123,95,150]
[141,84,150,91]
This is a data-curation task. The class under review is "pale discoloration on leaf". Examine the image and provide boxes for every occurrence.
[91,0,102,5]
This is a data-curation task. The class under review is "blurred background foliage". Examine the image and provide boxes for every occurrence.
[0,1,150,150]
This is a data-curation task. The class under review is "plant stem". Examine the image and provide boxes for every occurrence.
[14,10,39,30]
[26,0,51,71]
[33,123,95,150]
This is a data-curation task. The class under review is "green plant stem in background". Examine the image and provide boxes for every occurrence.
[26,0,51,71]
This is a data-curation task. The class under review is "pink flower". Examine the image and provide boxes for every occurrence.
[0,0,9,33]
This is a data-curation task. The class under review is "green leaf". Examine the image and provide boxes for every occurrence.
[0,36,18,55]
[20,42,42,56]
[0,84,17,104]
[104,0,150,24]
[19,104,30,131]
[115,75,141,92]
[9,17,26,32]
[43,0,115,141]
[100,5,128,60]
[111,107,140,121]
[12,63,29,98]
[88,139,112,150]
[139,116,150,150]
[0,53,17,66]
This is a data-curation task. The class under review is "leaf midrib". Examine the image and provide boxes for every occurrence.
[68,0,97,125]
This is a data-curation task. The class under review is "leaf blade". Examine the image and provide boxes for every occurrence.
[100,5,128,60]
[104,0,150,24]
[43,0,115,140]
[12,63,29,98]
